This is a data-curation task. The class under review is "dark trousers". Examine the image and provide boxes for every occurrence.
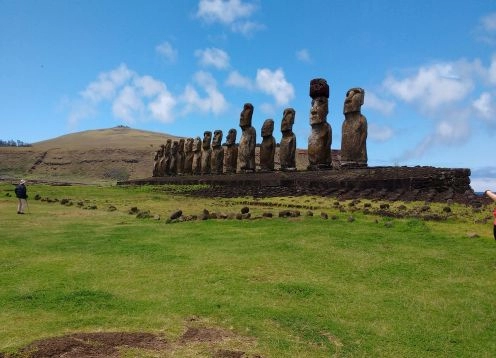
[494,225,496,240]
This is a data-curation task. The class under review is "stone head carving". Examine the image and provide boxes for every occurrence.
[193,136,202,152]
[164,139,172,152]
[178,138,185,152]
[261,119,274,137]
[202,131,212,150]
[185,138,194,152]
[281,108,295,132]
[344,87,365,114]
[239,103,254,128]
[310,78,329,126]
[212,130,223,147]
[226,128,237,145]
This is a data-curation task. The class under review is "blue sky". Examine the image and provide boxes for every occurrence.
[1,0,496,191]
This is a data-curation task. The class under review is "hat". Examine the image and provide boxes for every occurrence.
[20,179,26,184]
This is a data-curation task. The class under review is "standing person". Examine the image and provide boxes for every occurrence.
[484,190,496,240]
[15,179,28,214]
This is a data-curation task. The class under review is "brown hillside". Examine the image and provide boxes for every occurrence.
[0,126,181,183]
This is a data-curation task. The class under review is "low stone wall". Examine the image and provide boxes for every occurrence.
[119,166,483,205]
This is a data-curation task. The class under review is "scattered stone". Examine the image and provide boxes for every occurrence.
[262,212,273,218]
[170,210,183,220]
[442,206,452,213]
[363,202,371,208]
[331,215,338,220]
[420,205,431,212]
[136,210,152,219]
[129,207,139,214]
[241,206,250,214]
[60,198,70,205]
[466,232,480,239]
[153,214,160,220]
[34,194,41,200]
[107,205,117,212]
[306,210,313,216]
[384,221,393,228]
[398,204,407,211]
[320,212,328,220]
[241,213,251,219]
[347,216,355,222]
[380,203,390,209]
[235,213,243,220]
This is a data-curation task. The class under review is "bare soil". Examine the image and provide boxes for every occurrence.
[1,325,263,358]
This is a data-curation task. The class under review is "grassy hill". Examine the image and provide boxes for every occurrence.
[0,126,181,183]
[0,126,311,184]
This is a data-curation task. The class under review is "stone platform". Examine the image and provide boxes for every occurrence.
[118,166,485,205]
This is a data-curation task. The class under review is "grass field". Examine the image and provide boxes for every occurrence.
[1,183,495,357]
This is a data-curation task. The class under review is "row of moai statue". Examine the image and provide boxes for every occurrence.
[152,78,367,176]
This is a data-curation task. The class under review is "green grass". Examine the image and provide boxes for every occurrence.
[1,183,495,357]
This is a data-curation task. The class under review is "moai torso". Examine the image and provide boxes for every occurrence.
[153,146,164,177]
[159,139,172,175]
[201,131,212,175]
[211,130,224,175]
[177,139,185,175]
[238,103,256,172]
[307,79,332,170]
[341,87,368,168]
[279,108,297,171]
[259,119,275,171]
[192,137,202,175]
[183,138,194,175]
[169,141,179,175]
[224,128,238,174]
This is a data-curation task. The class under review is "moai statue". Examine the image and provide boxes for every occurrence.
[341,88,368,168]
[159,139,172,176]
[192,136,202,175]
[177,138,185,175]
[279,108,297,171]
[152,146,164,177]
[169,141,179,175]
[224,128,238,174]
[183,137,194,175]
[201,131,212,175]
[238,103,256,173]
[259,119,275,171]
[307,78,332,170]
[211,130,224,175]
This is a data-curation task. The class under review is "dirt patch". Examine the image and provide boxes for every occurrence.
[3,324,263,358]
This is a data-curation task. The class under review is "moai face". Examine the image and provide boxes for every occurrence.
[344,87,365,114]
[239,103,254,129]
[185,138,194,152]
[281,108,295,132]
[261,119,274,137]
[193,137,202,151]
[164,139,172,151]
[178,138,185,152]
[310,97,329,125]
[309,78,330,125]
[212,130,223,147]
[202,131,212,150]
[226,128,237,145]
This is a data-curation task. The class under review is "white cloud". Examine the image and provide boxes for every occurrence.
[181,71,228,115]
[368,123,394,142]
[196,0,256,24]
[112,86,144,124]
[195,48,230,69]
[196,0,263,36]
[225,70,254,90]
[81,64,133,103]
[481,12,496,32]
[68,64,177,125]
[488,55,496,84]
[256,68,295,106]
[296,49,312,63]
[149,92,176,123]
[231,20,265,36]
[364,92,395,116]
[384,62,474,112]
[156,41,178,63]
[473,92,496,121]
